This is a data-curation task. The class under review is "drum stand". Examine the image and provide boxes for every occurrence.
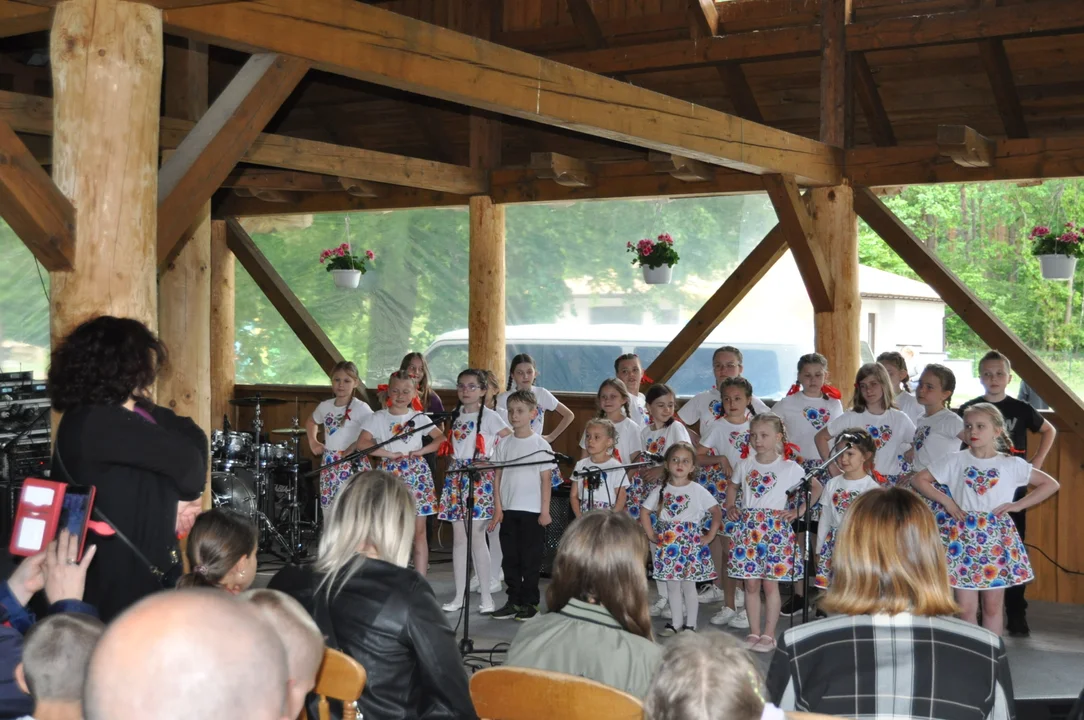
[247,395,294,560]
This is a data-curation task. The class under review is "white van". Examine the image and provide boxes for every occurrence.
[423,324,874,399]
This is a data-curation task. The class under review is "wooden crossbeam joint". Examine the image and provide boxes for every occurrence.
[688,0,719,38]
[339,177,379,197]
[648,152,714,182]
[937,125,996,168]
[531,152,596,188]
[763,174,834,312]
[565,0,607,49]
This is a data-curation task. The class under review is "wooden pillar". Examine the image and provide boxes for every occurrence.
[468,196,506,382]
[813,0,860,399]
[49,0,163,341]
[209,219,236,433]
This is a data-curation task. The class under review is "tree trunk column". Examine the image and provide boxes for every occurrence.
[468,195,506,383]
[49,0,163,341]
[209,220,236,435]
[812,185,861,398]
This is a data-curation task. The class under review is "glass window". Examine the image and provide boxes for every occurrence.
[0,221,50,378]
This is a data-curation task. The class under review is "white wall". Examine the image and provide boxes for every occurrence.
[860,297,945,356]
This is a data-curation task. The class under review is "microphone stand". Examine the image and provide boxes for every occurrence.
[571,459,655,513]
[790,441,853,627]
[305,418,443,479]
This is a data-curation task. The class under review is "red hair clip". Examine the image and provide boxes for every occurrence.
[740,444,750,459]
[376,384,388,392]
[821,384,842,400]
[783,442,801,461]
[641,373,654,385]
[872,470,889,486]
[786,383,802,396]
[437,439,454,457]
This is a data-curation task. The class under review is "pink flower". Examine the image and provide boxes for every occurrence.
[658,233,674,244]
[1068,222,1076,229]
[1032,225,1051,237]
[365,250,375,260]
[319,257,326,264]
[336,247,345,257]
[340,242,349,250]
[626,241,633,249]
[1058,232,1077,243]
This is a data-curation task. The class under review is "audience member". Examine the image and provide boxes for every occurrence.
[242,589,324,720]
[272,470,476,720]
[506,512,661,698]
[14,613,104,720]
[83,589,289,720]
[767,487,1016,720]
[642,633,774,720]
[176,509,258,594]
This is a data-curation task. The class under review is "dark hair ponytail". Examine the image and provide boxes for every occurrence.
[176,509,258,590]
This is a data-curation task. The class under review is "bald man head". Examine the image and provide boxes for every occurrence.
[84,589,289,720]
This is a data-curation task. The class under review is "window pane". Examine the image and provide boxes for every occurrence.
[0,221,50,378]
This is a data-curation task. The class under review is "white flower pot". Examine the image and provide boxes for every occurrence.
[331,269,362,289]
[642,265,673,285]
[1038,254,1077,280]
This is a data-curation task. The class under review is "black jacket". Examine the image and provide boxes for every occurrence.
[52,404,207,622]
[270,561,478,720]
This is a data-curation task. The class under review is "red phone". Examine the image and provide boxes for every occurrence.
[9,479,96,561]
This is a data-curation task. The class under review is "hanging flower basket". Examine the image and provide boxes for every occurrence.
[1029,223,1083,280]
[331,269,363,289]
[319,218,375,290]
[626,233,679,285]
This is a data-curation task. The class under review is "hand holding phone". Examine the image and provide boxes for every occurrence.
[44,530,97,604]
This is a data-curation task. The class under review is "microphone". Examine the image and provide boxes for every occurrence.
[551,452,575,464]
[428,410,459,419]
[644,452,665,463]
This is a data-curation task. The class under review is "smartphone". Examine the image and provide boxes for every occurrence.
[57,486,95,561]
[9,479,96,560]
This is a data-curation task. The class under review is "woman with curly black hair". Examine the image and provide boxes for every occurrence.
[49,316,208,621]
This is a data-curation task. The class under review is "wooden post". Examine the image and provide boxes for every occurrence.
[469,196,506,383]
[158,38,211,507]
[210,219,236,438]
[49,0,163,341]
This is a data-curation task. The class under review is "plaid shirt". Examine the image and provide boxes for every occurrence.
[767,613,1015,720]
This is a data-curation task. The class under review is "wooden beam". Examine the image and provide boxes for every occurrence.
[531,152,595,188]
[977,39,1028,140]
[233,187,299,203]
[820,0,852,147]
[854,187,1084,437]
[644,225,789,383]
[222,167,348,192]
[716,63,764,124]
[649,152,714,182]
[937,125,996,168]
[762,174,833,312]
[158,53,310,270]
[688,0,719,38]
[0,118,74,271]
[162,0,842,185]
[11,0,255,6]
[0,1,50,37]
[223,217,344,375]
[566,0,606,49]
[851,52,895,147]
[216,187,466,217]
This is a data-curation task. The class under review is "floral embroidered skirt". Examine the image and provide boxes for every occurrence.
[549,468,564,489]
[722,491,743,540]
[813,527,838,589]
[625,471,652,521]
[651,520,717,582]
[943,512,1033,590]
[728,508,803,581]
[922,480,955,546]
[438,457,495,522]
[381,455,437,516]
[320,450,371,508]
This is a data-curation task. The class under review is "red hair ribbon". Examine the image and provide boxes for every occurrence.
[872,470,889,486]
[613,448,623,462]
[343,405,352,422]
[821,384,842,400]
[412,397,424,412]
[786,383,802,396]
[641,373,654,385]
[437,439,453,457]
[475,434,486,456]
[783,442,801,461]
[377,384,388,392]
[740,444,750,459]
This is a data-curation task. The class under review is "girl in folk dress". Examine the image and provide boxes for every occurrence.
[878,351,924,423]
[640,442,722,635]
[632,384,692,519]
[615,353,650,426]
[571,419,629,515]
[906,364,966,543]
[912,403,1059,635]
[578,378,644,466]
[438,369,511,614]
[815,363,916,487]
[677,346,770,436]
[811,429,882,590]
[305,361,374,508]
[357,370,445,577]
[726,413,805,653]
[400,352,445,415]
[497,353,575,488]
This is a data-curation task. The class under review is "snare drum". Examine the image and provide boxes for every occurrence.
[211,470,258,519]
[211,430,254,465]
[256,442,295,470]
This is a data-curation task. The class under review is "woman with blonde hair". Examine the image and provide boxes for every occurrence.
[270,470,476,720]
[505,511,662,698]
[767,487,1016,720]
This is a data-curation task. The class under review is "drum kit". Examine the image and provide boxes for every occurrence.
[210,394,315,562]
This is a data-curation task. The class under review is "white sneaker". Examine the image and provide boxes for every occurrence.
[442,599,463,613]
[479,599,495,615]
[469,576,480,592]
[697,585,724,604]
[735,587,746,608]
[728,609,750,629]
[662,604,672,619]
[649,597,669,617]
[710,606,737,626]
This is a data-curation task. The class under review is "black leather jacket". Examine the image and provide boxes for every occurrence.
[270,561,477,720]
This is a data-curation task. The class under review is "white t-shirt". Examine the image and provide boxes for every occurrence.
[826,408,916,475]
[497,386,559,436]
[642,481,717,523]
[641,422,691,458]
[572,456,629,511]
[678,387,770,432]
[771,392,844,464]
[912,408,965,472]
[630,393,650,426]
[363,409,434,454]
[312,398,374,453]
[896,391,925,423]
[928,450,1032,513]
[731,456,805,511]
[579,416,644,464]
[491,433,557,512]
[700,417,750,468]
[449,408,509,460]
[816,474,881,552]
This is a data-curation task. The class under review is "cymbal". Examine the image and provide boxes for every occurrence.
[230,396,288,407]
[271,428,307,436]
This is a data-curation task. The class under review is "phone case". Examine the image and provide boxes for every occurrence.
[9,479,96,560]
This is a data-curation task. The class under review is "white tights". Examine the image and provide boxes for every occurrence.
[453,520,492,605]
[666,580,699,629]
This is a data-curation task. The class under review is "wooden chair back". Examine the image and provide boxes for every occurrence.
[470,666,642,720]
[302,648,366,720]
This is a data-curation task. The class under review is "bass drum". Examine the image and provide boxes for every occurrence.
[211,470,258,520]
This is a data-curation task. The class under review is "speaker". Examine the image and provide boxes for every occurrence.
[541,484,572,577]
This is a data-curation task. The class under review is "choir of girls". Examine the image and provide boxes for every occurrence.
[306,344,1059,640]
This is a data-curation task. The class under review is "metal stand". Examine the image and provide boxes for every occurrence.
[572,459,655,513]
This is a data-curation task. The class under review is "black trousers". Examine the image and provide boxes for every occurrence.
[1006,486,1029,615]
[500,510,544,607]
